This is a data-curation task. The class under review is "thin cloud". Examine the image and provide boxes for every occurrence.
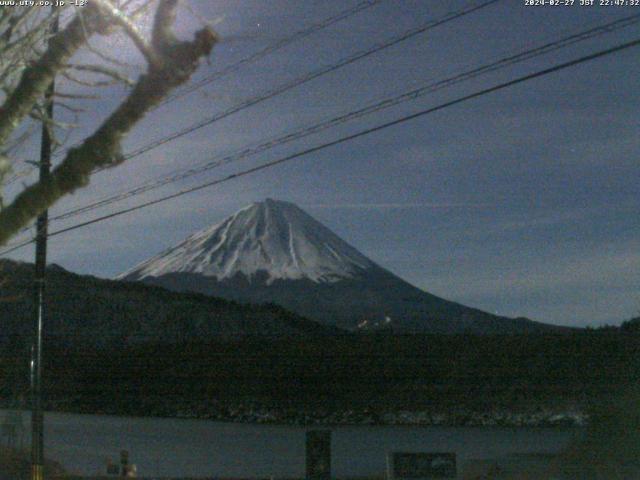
[303,202,493,210]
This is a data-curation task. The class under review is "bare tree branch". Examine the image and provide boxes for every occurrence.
[53,92,101,100]
[0,4,109,148]
[152,0,179,55]
[66,63,134,86]
[93,0,162,67]
[0,1,218,246]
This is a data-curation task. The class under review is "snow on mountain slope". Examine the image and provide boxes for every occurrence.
[119,199,557,334]
[119,199,375,285]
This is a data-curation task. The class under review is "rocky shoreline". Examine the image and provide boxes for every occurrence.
[169,406,588,428]
[3,398,589,428]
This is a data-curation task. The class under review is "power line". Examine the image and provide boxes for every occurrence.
[2,35,638,256]
[2,0,384,185]
[2,0,508,248]
[106,0,502,167]
[160,0,385,107]
[5,0,503,226]
[43,12,640,225]
[8,0,497,183]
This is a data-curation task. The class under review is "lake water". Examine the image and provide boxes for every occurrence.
[1,410,582,477]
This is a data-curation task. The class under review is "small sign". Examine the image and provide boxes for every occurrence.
[306,430,331,480]
[387,452,457,479]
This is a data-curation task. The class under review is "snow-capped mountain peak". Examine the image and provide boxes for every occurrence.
[119,199,375,284]
[118,199,555,334]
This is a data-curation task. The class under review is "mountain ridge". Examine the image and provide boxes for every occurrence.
[120,199,559,334]
[0,258,343,346]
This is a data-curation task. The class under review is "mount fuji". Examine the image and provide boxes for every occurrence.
[119,199,553,334]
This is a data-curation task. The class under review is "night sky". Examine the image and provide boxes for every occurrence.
[3,0,639,327]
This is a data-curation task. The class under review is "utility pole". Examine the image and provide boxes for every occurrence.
[31,9,58,480]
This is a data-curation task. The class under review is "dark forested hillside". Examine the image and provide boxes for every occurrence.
[2,331,638,425]
[0,259,340,348]
[1,259,637,425]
